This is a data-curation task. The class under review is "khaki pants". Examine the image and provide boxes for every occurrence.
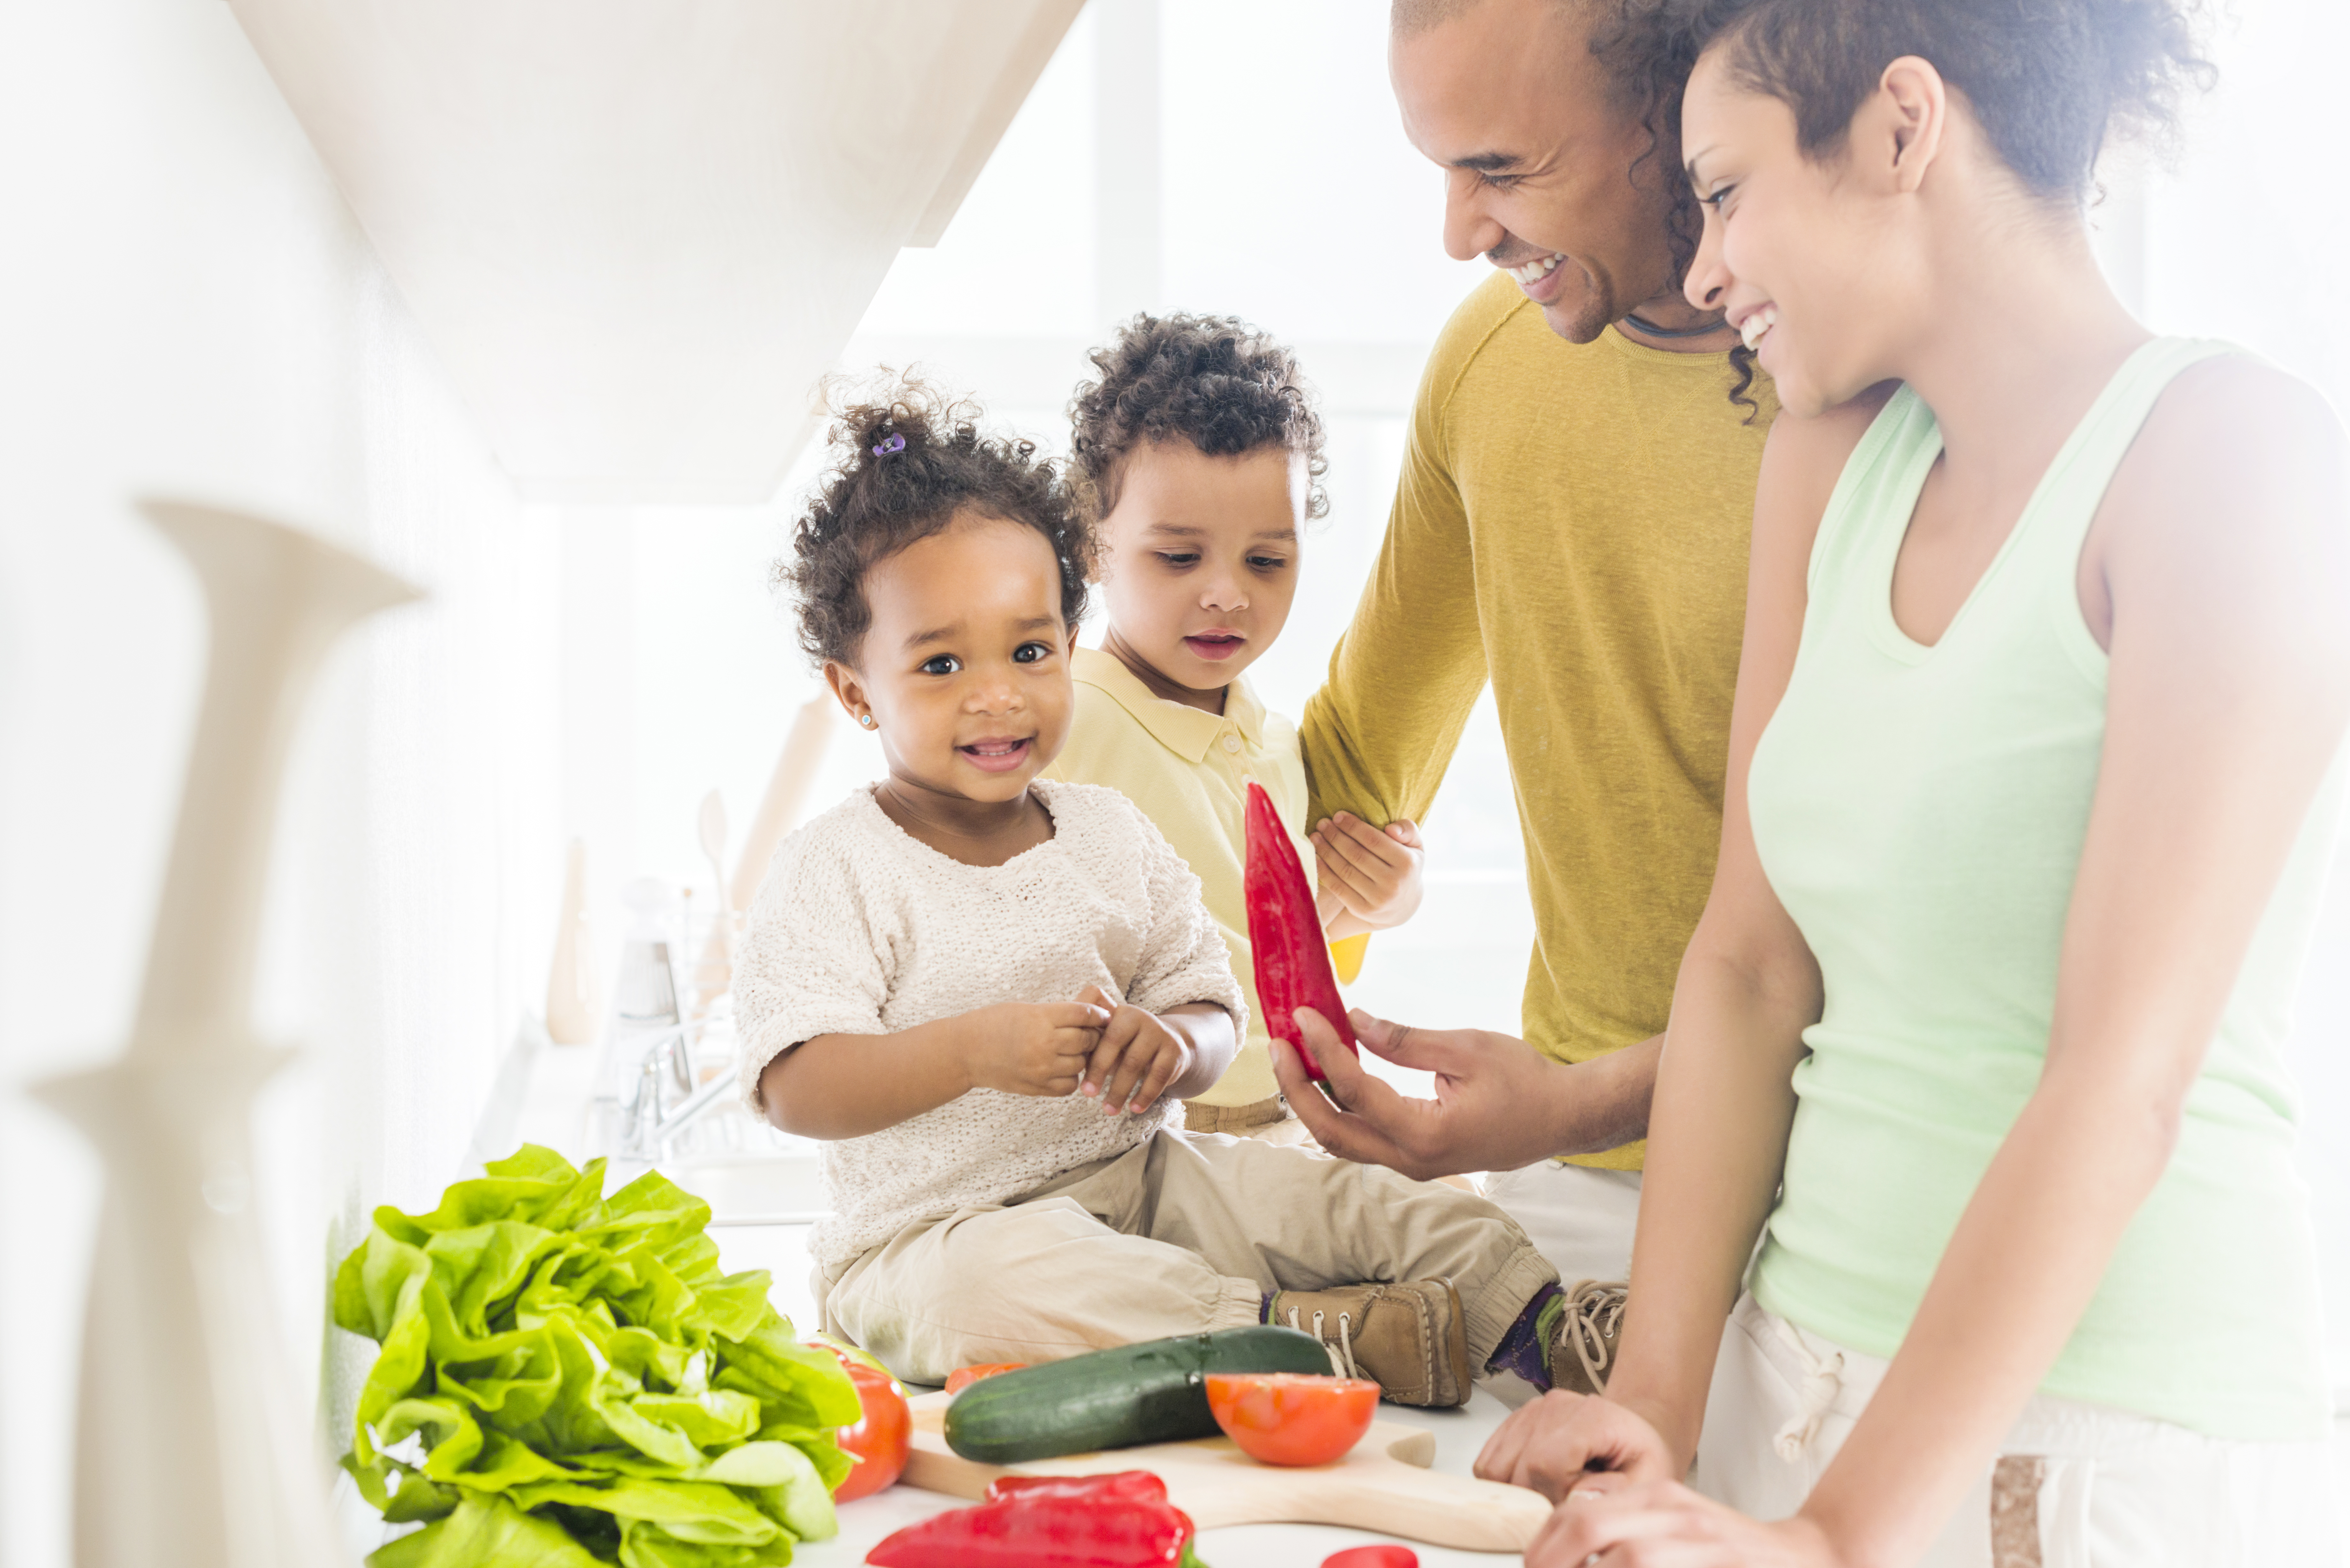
[818,1128,1557,1386]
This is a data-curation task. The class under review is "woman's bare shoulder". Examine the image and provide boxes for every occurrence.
[2136,355,2345,483]
[2115,357,2347,558]
[2100,355,2350,672]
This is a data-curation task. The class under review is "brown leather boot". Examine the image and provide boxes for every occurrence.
[1265,1278,1471,1408]
[1544,1279,1627,1395]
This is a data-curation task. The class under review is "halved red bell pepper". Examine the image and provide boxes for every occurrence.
[1243,780,1358,1081]
[866,1469,1206,1567]
[986,1471,1169,1504]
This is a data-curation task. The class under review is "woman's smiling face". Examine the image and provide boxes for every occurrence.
[1679,48,1907,418]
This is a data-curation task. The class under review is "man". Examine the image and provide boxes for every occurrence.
[1278,0,1777,1301]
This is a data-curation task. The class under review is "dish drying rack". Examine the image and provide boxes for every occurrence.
[593,896,829,1223]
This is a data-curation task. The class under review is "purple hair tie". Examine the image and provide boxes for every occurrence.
[872,432,906,457]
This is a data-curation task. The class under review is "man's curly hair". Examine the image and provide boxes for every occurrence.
[778,373,1095,670]
[1066,313,1330,526]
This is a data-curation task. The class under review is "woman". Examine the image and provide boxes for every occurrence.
[1479,0,2350,1563]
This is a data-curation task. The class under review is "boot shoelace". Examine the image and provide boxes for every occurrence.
[1285,1305,1360,1379]
[1561,1280,1627,1389]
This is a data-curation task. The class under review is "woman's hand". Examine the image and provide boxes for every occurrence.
[1526,1477,1846,1567]
[962,1000,1108,1097]
[1475,1391,1679,1502]
[1313,812,1425,933]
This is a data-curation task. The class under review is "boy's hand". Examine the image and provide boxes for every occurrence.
[1311,813,1425,930]
[963,1001,1109,1098]
[1075,984,1194,1116]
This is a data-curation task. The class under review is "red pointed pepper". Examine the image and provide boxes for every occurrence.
[1243,780,1359,1081]
[865,1470,1205,1567]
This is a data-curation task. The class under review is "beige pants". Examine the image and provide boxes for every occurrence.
[1697,1293,2344,1567]
[818,1127,1557,1386]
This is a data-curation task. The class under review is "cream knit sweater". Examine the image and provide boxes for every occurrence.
[734,779,1248,1271]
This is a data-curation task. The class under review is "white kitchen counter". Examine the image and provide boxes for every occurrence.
[714,1222,1536,1568]
[459,1034,1538,1562]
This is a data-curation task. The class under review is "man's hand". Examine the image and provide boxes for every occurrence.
[1312,812,1425,930]
[1475,1390,1678,1502]
[1523,1474,1846,1567]
[963,1001,1108,1098]
[1075,985,1194,1115]
[1270,1008,1655,1180]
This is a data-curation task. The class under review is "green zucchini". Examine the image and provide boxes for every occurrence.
[943,1325,1334,1462]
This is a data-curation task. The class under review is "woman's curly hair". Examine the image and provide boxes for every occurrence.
[1067,313,1329,526]
[779,373,1095,670]
[1591,0,2212,415]
[1676,0,2213,201]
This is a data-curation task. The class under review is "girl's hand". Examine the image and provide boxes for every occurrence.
[1475,1390,1679,1503]
[1076,984,1194,1115]
[1312,813,1425,931]
[1526,1476,1846,1568]
[963,1001,1109,1097]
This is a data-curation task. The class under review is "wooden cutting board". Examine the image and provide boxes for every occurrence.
[899,1391,1551,1553]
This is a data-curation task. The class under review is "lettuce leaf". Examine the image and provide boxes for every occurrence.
[337,1147,856,1566]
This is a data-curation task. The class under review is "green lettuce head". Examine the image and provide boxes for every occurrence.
[333,1146,861,1567]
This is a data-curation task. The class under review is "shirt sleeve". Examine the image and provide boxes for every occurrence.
[1116,797,1249,1037]
[1299,301,1494,830]
[732,818,895,1114]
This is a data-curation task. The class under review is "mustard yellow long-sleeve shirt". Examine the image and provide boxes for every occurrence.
[1301,274,1776,1169]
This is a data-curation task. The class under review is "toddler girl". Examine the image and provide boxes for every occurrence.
[734,379,1573,1403]
[1045,314,1425,1142]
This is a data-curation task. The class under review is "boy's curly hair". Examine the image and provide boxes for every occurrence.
[779,373,1095,670]
[1066,313,1330,526]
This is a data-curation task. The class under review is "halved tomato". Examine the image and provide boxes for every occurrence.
[809,1340,911,1501]
[945,1362,1027,1395]
[1202,1372,1379,1467]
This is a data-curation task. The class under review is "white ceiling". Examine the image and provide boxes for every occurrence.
[228,0,1085,504]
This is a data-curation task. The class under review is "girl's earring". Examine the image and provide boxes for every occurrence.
[860,713,877,729]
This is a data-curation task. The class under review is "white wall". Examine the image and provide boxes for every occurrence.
[616,1,1537,1056]
[0,3,568,1562]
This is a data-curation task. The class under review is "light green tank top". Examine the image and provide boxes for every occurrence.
[1747,338,2344,1441]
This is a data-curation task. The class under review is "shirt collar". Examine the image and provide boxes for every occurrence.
[1073,645,1265,763]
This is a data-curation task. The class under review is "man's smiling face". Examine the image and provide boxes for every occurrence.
[1390,0,1685,343]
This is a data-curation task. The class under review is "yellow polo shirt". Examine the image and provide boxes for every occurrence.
[1043,646,1314,1107]
[1302,273,1777,1169]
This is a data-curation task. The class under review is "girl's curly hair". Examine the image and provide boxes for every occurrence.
[779,374,1095,670]
[1067,313,1329,526]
